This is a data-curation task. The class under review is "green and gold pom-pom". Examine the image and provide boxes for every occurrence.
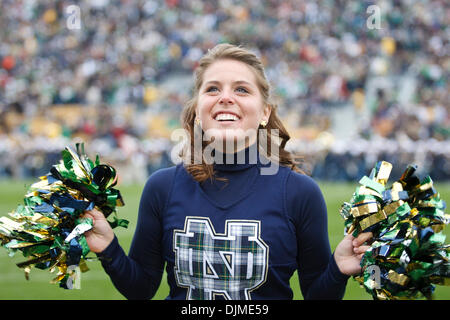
[340,161,449,300]
[0,143,128,289]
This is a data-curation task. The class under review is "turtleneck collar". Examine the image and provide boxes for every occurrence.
[213,143,260,172]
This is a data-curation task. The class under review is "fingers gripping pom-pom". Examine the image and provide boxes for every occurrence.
[0,143,128,289]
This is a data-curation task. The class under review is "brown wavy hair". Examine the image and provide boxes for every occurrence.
[180,43,303,182]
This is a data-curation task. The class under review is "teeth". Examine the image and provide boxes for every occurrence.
[215,113,239,121]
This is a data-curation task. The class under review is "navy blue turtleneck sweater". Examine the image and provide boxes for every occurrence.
[98,146,349,300]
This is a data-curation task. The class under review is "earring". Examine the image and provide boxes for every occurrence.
[260,120,267,127]
[195,118,201,126]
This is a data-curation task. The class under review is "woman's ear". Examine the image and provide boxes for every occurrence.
[194,106,199,121]
[263,104,272,123]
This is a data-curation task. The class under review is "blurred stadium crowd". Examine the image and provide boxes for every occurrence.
[0,0,449,182]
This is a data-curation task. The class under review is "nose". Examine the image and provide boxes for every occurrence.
[219,89,234,105]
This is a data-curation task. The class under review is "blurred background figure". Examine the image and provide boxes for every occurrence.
[0,0,448,183]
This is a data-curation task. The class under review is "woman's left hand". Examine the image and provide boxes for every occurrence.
[334,232,373,276]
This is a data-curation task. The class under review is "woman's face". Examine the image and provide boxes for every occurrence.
[196,59,271,148]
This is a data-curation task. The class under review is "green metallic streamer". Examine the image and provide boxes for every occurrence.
[340,161,449,300]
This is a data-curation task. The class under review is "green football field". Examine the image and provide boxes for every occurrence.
[0,179,448,300]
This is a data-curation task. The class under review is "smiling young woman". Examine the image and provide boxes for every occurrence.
[83,43,373,300]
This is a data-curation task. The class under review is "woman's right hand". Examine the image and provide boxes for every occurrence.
[83,208,115,253]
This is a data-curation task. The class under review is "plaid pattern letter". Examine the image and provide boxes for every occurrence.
[173,217,268,300]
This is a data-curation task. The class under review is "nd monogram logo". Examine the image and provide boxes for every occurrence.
[173,217,269,300]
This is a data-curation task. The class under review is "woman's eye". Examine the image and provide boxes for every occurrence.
[236,87,249,93]
[206,86,218,92]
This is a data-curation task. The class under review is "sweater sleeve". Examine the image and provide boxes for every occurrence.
[286,171,349,300]
[96,166,176,300]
